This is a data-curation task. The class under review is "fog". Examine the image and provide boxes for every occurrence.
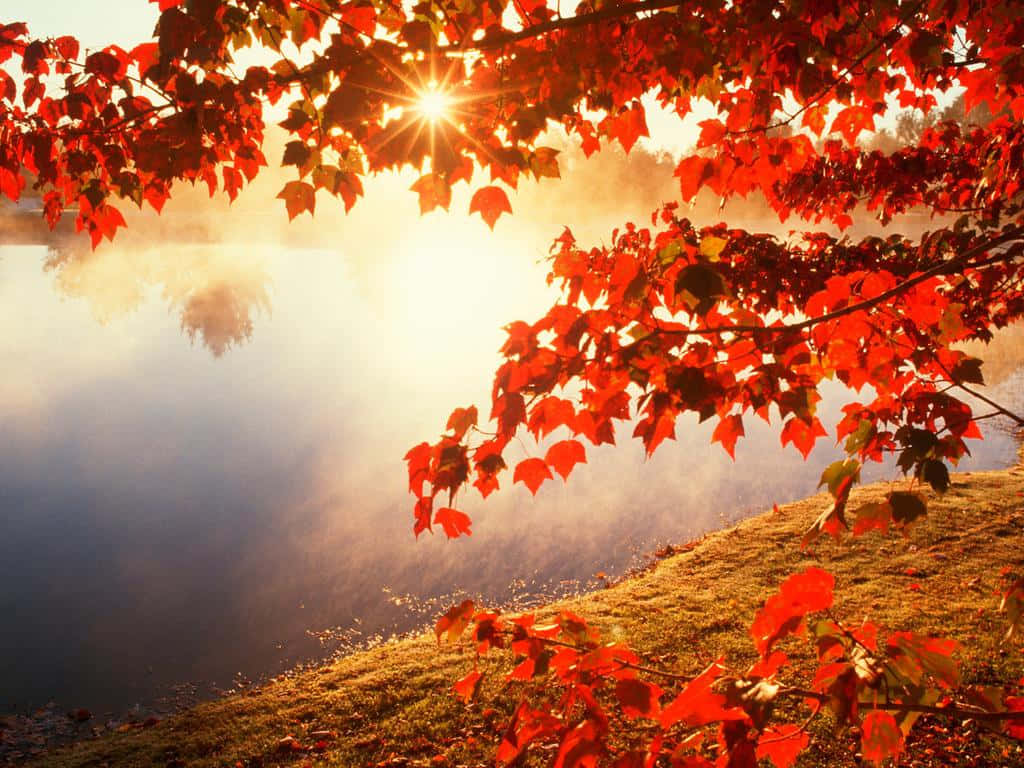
[1,138,1021,717]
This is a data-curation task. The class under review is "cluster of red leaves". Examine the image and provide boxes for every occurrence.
[439,567,1023,767]
[407,214,1022,535]
[4,1,1024,234]
[6,1,1024,765]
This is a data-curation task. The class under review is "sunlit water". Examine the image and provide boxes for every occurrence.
[1,206,1022,724]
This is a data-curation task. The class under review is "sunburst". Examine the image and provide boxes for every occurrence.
[416,83,451,122]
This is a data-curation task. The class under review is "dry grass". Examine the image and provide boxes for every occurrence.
[20,461,1024,768]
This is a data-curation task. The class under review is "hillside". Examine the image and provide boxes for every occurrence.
[13,460,1024,768]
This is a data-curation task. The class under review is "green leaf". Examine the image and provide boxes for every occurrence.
[657,240,682,266]
[843,419,874,454]
[818,459,861,497]
[698,235,728,261]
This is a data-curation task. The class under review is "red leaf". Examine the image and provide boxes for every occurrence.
[780,416,826,459]
[404,441,431,495]
[453,670,482,703]
[660,660,743,728]
[553,720,602,768]
[615,678,663,719]
[711,414,744,459]
[750,567,835,656]
[861,711,903,765]
[603,102,649,153]
[129,42,159,77]
[756,725,809,768]
[434,507,472,539]
[544,439,587,481]
[513,458,553,495]
[675,156,712,201]
[341,3,377,35]
[831,105,875,146]
[469,185,512,229]
[0,70,13,102]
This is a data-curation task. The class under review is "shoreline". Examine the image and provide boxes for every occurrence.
[11,453,1024,768]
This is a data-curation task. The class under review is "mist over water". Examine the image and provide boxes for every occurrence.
[1,145,1021,719]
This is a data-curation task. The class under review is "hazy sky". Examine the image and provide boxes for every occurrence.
[8,1,157,47]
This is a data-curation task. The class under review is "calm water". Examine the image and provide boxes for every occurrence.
[2,184,1022,718]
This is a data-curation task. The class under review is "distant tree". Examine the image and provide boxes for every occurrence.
[3,1,1024,764]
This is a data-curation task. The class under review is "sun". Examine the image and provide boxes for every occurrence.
[416,84,451,122]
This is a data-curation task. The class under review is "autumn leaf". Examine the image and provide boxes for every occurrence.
[453,670,482,703]
[469,185,512,229]
[711,414,744,459]
[755,724,809,768]
[861,711,903,765]
[545,439,587,480]
[660,660,744,728]
[435,599,474,644]
[750,568,835,655]
[446,405,478,440]
[615,678,663,719]
[513,458,553,495]
[277,181,316,220]
[434,507,472,538]
[410,173,452,214]
[831,105,875,145]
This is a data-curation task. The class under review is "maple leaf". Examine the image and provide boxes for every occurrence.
[861,711,903,765]
[453,669,482,703]
[711,414,744,459]
[750,568,835,656]
[615,678,663,719]
[660,660,745,728]
[513,458,553,495]
[831,106,876,146]
[780,416,827,459]
[469,185,512,229]
[277,181,316,220]
[434,507,472,538]
[435,600,474,644]
[410,173,452,214]
[544,439,587,480]
[755,725,809,768]
[446,405,478,440]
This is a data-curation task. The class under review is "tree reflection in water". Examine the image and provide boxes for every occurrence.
[43,241,271,357]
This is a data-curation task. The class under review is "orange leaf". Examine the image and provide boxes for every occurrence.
[410,173,452,214]
[435,599,474,643]
[513,458,552,495]
[277,180,315,220]
[469,185,512,229]
[544,439,587,481]
[453,670,482,703]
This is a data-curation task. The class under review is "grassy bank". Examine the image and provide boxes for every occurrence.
[19,462,1024,768]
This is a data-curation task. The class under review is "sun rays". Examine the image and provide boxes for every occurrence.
[415,83,452,122]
